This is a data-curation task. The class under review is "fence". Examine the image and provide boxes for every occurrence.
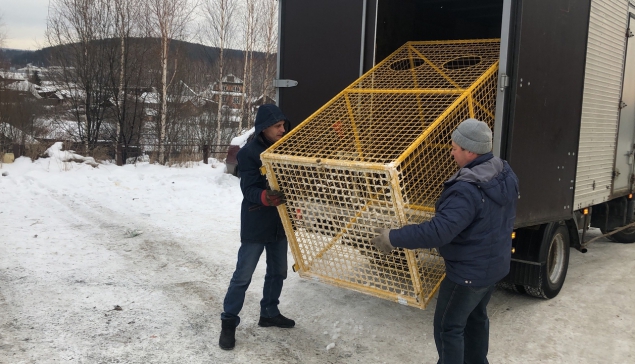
[114,143,231,165]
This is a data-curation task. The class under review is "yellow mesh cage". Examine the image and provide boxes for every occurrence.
[261,40,500,309]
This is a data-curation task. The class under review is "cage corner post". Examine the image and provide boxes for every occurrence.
[261,157,306,274]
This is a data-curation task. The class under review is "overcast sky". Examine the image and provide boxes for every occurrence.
[1,0,50,50]
[1,1,264,51]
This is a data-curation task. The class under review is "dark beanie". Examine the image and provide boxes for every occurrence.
[451,118,492,154]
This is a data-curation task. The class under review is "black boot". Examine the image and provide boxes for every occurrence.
[258,313,295,328]
[219,318,237,350]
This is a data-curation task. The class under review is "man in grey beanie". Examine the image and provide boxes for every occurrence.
[371,118,519,364]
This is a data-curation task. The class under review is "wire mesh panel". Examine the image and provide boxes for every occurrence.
[262,40,500,309]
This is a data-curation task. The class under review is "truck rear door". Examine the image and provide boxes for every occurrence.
[277,0,375,127]
[503,0,591,225]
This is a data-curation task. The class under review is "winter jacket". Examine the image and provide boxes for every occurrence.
[237,104,290,243]
[389,153,519,286]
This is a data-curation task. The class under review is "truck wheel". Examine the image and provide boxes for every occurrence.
[525,223,570,299]
[602,199,635,243]
[496,281,525,294]
[606,227,635,244]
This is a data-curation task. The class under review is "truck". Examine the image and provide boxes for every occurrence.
[270,0,635,300]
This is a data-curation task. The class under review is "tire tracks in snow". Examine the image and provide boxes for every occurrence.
[4,182,237,362]
[46,192,318,363]
[45,188,228,284]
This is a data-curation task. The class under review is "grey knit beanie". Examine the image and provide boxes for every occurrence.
[451,118,492,154]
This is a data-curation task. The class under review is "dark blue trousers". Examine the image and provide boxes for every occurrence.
[221,237,288,326]
[434,277,496,364]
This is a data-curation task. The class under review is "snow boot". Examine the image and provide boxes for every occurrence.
[258,313,295,328]
[219,318,237,350]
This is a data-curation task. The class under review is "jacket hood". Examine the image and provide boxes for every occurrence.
[448,153,519,206]
[254,104,290,136]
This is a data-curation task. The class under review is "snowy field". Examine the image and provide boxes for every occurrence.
[1,146,634,364]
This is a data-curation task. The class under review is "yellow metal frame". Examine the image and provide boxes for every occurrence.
[261,40,500,309]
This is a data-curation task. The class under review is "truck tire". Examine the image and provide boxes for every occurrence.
[606,228,635,244]
[525,223,570,299]
[601,199,635,243]
[496,281,525,294]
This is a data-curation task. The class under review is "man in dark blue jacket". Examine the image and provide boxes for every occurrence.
[219,104,294,350]
[371,118,519,364]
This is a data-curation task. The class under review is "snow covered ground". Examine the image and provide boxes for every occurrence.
[1,148,634,363]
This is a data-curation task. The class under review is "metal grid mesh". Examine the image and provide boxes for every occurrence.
[262,40,500,309]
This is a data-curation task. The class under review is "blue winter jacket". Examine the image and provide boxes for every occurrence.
[236,104,290,243]
[389,153,519,286]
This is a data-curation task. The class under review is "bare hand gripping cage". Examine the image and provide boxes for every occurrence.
[261,39,500,309]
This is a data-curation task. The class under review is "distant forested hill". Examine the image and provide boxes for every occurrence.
[2,38,268,69]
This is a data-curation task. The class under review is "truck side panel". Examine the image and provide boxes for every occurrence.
[612,10,635,195]
[574,0,629,209]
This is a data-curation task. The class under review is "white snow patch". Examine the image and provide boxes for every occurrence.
[44,142,98,167]
[230,127,255,147]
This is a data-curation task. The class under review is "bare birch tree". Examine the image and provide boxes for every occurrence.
[238,0,256,131]
[145,0,197,164]
[110,0,134,164]
[108,1,154,165]
[46,0,117,152]
[0,14,7,69]
[200,0,237,149]
[0,14,7,49]
[112,0,133,164]
[259,0,278,104]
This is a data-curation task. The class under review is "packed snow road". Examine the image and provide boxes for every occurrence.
[1,156,634,363]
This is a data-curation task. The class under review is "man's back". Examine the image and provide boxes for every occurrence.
[437,153,519,286]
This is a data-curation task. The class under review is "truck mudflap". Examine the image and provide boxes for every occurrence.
[501,259,542,287]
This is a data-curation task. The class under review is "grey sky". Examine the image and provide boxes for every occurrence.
[1,0,50,50]
[1,1,261,51]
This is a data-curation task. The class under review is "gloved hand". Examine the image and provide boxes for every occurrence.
[371,227,395,255]
[260,189,287,206]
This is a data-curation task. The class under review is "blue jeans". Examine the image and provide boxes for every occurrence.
[221,237,288,326]
[434,277,496,364]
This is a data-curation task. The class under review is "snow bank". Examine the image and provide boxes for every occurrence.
[44,142,98,167]
[230,127,255,147]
